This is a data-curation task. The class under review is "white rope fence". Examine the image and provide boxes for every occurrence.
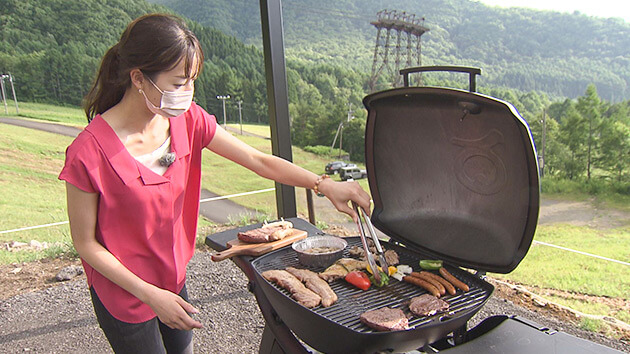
[532,240,630,266]
[0,220,69,235]
[1,189,628,267]
[199,188,275,203]
[0,188,275,236]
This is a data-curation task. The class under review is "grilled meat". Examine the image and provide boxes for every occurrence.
[384,250,399,266]
[262,269,321,308]
[286,267,337,307]
[347,246,399,266]
[408,294,449,317]
[360,307,409,332]
[348,245,365,258]
[439,267,469,292]
[318,258,367,282]
[318,264,347,282]
[237,221,293,243]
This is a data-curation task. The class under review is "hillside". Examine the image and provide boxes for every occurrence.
[149,0,630,101]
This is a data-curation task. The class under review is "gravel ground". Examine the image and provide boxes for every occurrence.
[1,249,627,353]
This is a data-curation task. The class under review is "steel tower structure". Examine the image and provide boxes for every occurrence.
[369,10,430,91]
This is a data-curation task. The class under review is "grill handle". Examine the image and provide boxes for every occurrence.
[399,66,481,92]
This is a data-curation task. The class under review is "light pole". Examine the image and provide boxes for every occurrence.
[237,100,243,135]
[216,95,230,128]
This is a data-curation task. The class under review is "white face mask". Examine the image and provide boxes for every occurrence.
[141,76,194,117]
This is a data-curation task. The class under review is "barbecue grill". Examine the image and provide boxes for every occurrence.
[207,66,542,353]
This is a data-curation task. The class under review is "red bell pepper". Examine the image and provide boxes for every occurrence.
[345,271,371,291]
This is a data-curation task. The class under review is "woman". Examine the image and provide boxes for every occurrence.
[59,13,371,354]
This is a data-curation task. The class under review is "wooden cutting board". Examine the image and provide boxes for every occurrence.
[211,228,308,262]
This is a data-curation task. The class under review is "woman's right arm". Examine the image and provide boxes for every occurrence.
[65,182,202,330]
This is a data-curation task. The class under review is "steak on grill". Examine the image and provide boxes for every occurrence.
[409,294,449,317]
[286,267,338,307]
[262,270,321,308]
[360,307,409,332]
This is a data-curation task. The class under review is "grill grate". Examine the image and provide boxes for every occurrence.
[252,237,492,333]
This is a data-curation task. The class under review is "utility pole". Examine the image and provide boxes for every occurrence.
[330,103,355,157]
[346,103,354,123]
[0,75,8,114]
[237,100,243,135]
[216,95,230,128]
[7,73,18,114]
[338,124,343,159]
[540,109,547,177]
[331,122,343,153]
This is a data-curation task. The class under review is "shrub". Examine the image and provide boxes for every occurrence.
[303,145,348,158]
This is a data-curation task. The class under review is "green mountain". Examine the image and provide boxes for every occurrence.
[0,0,368,157]
[149,0,630,101]
[0,0,270,119]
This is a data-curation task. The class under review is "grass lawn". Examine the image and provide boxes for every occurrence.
[226,123,270,138]
[2,100,87,127]
[491,223,630,323]
[0,123,75,263]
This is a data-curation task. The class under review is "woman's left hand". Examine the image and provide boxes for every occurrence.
[317,178,371,222]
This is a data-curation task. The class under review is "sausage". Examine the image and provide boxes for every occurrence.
[410,272,445,295]
[439,267,469,292]
[420,271,456,295]
[403,275,441,297]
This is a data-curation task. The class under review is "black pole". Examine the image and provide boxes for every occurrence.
[260,0,297,218]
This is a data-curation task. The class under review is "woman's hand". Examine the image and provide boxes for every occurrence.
[317,178,372,222]
[143,286,203,330]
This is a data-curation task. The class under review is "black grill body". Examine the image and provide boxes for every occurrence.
[251,237,493,354]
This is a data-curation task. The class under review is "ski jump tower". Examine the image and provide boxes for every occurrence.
[369,10,429,91]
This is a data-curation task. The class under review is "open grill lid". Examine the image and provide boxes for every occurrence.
[363,67,540,273]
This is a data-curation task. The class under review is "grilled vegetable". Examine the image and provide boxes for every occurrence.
[369,270,390,288]
[366,264,398,276]
[419,259,443,270]
[345,271,371,291]
[391,264,413,281]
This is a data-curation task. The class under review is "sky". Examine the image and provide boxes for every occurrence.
[477,0,630,23]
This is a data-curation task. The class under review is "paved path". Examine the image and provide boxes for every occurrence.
[0,116,82,137]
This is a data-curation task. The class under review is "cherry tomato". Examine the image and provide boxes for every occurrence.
[345,271,371,291]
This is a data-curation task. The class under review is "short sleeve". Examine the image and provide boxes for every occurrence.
[189,102,217,148]
[59,137,98,193]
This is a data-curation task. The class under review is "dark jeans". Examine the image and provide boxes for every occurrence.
[90,285,193,354]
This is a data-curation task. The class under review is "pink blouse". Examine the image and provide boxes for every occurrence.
[59,102,217,323]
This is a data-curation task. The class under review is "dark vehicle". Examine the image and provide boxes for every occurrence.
[339,166,367,181]
[325,161,355,175]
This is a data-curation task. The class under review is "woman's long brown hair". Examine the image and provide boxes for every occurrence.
[83,14,204,121]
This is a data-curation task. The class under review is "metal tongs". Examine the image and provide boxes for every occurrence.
[352,202,389,284]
